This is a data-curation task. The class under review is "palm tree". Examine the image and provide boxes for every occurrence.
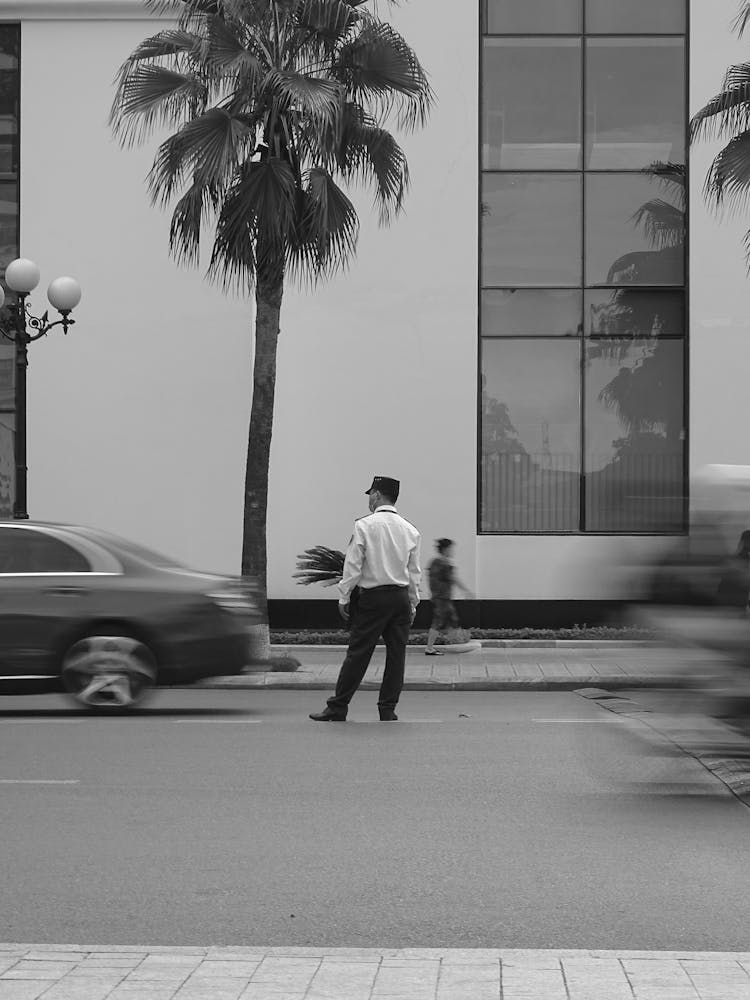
[691,2,750,264]
[109,0,433,654]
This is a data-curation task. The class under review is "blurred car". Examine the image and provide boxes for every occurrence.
[0,520,264,709]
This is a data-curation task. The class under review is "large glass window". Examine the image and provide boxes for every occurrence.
[585,172,684,286]
[481,340,581,531]
[483,290,582,337]
[483,39,581,170]
[586,39,685,169]
[585,338,684,532]
[479,3,687,533]
[485,0,581,34]
[586,0,686,34]
[482,174,582,287]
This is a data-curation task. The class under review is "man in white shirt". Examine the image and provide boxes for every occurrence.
[310,476,421,722]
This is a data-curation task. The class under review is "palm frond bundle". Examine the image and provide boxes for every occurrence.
[293,545,345,585]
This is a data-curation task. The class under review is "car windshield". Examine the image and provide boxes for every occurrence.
[68,527,187,570]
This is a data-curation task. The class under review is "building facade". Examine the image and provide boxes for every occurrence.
[0,0,746,625]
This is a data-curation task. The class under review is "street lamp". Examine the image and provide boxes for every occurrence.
[0,258,81,520]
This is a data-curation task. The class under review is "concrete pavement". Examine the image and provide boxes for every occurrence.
[201,643,715,691]
[4,946,750,999]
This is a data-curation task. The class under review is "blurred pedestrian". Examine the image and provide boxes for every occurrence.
[425,538,474,655]
[309,476,421,722]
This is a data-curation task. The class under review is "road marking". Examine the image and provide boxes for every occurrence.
[531,719,620,723]
[0,719,84,724]
[0,779,79,784]
[172,719,264,724]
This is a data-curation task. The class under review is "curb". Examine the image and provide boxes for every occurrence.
[196,675,686,692]
[269,640,663,652]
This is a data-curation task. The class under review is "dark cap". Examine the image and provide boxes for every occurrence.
[365,476,400,501]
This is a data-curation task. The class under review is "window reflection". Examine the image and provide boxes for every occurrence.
[585,290,684,338]
[482,174,582,287]
[485,0,581,34]
[585,338,684,531]
[483,39,581,169]
[0,339,13,410]
[585,171,684,286]
[483,290,582,337]
[0,181,17,277]
[586,39,684,169]
[481,340,581,531]
[0,413,13,518]
[0,29,18,180]
[586,0,685,33]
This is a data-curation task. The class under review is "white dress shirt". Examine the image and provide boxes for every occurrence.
[337,505,422,611]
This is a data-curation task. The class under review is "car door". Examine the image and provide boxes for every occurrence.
[0,524,111,678]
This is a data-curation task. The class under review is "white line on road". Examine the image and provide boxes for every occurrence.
[531,719,620,723]
[0,719,84,723]
[0,779,79,784]
[172,719,264,724]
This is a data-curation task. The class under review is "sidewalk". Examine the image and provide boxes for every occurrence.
[200,643,713,692]
[4,945,750,999]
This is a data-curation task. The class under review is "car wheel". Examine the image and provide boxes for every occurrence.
[61,633,157,710]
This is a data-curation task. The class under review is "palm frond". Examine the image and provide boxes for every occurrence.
[703,129,750,214]
[207,157,298,289]
[291,167,359,279]
[342,109,408,221]
[690,64,750,143]
[119,28,206,65]
[733,1,750,37]
[147,108,252,205]
[266,70,343,128]
[205,13,264,76]
[335,16,433,131]
[293,545,345,585]
[110,64,207,147]
[294,0,357,44]
[168,179,221,265]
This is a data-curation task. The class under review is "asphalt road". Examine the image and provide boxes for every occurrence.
[2,688,750,950]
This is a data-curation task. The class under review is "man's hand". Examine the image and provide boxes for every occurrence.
[338,602,350,623]
[409,606,417,624]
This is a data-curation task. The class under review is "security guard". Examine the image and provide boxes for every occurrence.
[309,476,422,722]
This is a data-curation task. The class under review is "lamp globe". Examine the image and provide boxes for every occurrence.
[47,276,81,313]
[5,258,40,294]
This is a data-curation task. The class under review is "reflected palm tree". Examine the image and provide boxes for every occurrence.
[603,162,685,285]
[586,162,686,530]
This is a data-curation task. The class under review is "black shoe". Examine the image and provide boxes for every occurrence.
[379,709,398,721]
[309,708,347,722]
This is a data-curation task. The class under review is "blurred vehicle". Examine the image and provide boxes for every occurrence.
[0,520,263,710]
[629,465,750,725]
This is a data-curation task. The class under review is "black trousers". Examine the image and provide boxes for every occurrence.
[327,586,411,714]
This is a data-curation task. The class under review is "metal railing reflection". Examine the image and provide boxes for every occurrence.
[481,451,684,532]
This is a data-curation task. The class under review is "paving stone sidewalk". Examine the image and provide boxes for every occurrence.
[199,644,715,691]
[3,946,750,999]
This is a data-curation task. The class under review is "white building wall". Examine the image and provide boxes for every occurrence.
[689,0,750,469]
[7,0,748,606]
[266,0,480,599]
[18,8,253,576]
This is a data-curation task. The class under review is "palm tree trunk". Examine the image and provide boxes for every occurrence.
[243,272,284,661]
